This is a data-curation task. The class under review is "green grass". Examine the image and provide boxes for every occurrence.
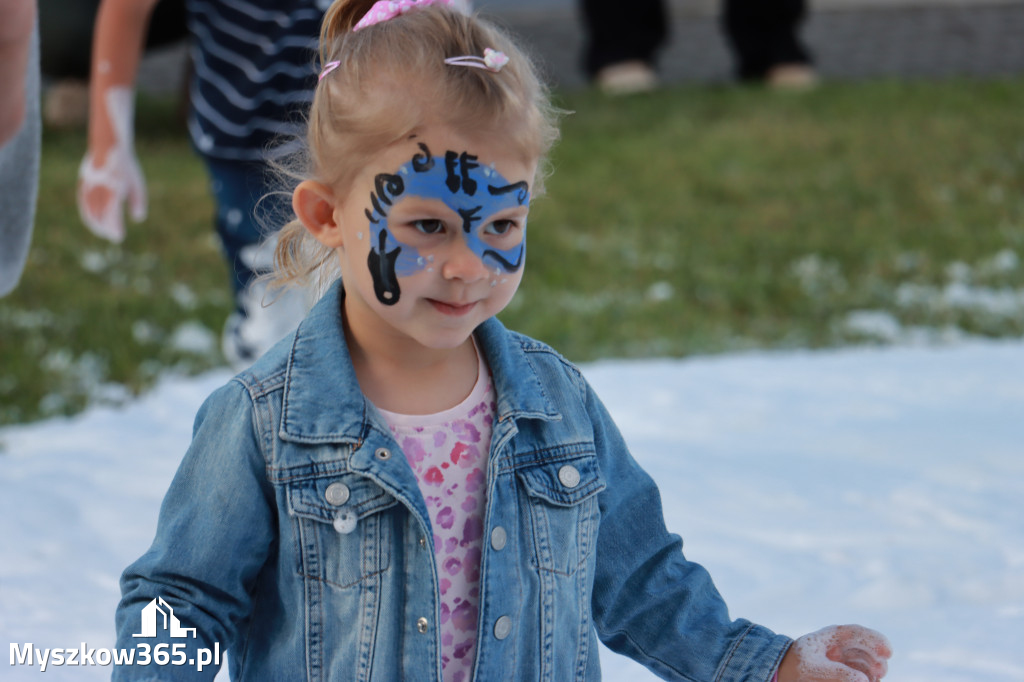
[509,79,1024,356]
[3,78,1023,424]
[1,99,229,423]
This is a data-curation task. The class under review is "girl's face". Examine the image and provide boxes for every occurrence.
[332,126,537,353]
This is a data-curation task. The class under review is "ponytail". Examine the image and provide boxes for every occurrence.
[319,0,378,64]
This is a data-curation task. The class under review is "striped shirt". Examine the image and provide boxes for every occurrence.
[184,0,328,161]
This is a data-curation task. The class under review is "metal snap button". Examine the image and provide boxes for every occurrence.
[333,510,357,534]
[493,615,512,640]
[419,536,428,549]
[375,447,391,460]
[558,464,581,489]
[324,482,350,506]
[416,617,429,634]
[490,526,507,551]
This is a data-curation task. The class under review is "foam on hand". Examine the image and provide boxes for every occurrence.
[791,625,892,682]
[77,87,148,242]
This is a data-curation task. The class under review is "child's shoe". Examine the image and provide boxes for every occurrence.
[221,279,308,370]
[595,60,658,96]
[765,63,818,91]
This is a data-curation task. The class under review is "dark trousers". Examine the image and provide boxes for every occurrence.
[581,0,668,77]
[723,0,811,80]
[202,157,289,308]
[582,0,810,80]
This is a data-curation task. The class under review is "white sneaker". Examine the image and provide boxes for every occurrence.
[222,311,256,369]
[595,61,658,96]
[222,280,309,370]
[766,64,818,91]
[221,280,307,368]
[222,234,311,369]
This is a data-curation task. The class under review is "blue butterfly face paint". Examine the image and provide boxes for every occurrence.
[364,143,530,305]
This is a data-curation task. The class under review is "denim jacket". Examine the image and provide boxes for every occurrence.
[114,281,791,681]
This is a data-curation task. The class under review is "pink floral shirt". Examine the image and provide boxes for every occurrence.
[379,349,494,682]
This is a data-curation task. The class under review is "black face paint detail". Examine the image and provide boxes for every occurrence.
[444,152,459,193]
[373,173,404,206]
[367,173,405,224]
[483,244,525,272]
[457,206,483,233]
[444,151,479,195]
[370,192,386,217]
[368,229,402,305]
[487,181,530,205]
[412,143,434,172]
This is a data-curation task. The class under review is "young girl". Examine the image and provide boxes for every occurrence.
[113,1,892,680]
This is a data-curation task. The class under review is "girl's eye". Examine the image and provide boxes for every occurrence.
[411,219,444,235]
[486,220,517,236]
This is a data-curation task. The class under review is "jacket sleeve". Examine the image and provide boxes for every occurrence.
[112,379,276,681]
[582,378,792,682]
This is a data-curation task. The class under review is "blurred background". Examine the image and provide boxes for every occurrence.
[8,0,1023,425]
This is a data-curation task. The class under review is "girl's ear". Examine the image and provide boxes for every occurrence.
[293,180,344,248]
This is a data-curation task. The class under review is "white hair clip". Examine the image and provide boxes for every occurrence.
[444,48,509,73]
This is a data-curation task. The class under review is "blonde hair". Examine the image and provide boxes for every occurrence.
[271,0,561,294]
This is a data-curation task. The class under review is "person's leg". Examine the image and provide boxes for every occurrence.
[721,0,812,82]
[0,19,40,297]
[581,0,668,91]
[204,158,270,299]
[203,157,307,367]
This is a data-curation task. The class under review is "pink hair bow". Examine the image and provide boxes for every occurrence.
[353,0,457,31]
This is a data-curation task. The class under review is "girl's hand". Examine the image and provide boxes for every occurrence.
[777,625,892,682]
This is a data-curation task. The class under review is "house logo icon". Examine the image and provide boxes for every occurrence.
[132,597,197,638]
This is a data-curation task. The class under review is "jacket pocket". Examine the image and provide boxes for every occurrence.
[286,472,398,589]
[517,453,605,576]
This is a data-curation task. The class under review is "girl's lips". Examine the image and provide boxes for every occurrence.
[429,299,477,316]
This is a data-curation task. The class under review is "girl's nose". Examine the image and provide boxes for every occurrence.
[439,239,488,283]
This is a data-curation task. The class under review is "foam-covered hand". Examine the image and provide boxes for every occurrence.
[77,87,147,242]
[777,625,892,682]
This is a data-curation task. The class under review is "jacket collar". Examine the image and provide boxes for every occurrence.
[280,280,560,444]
